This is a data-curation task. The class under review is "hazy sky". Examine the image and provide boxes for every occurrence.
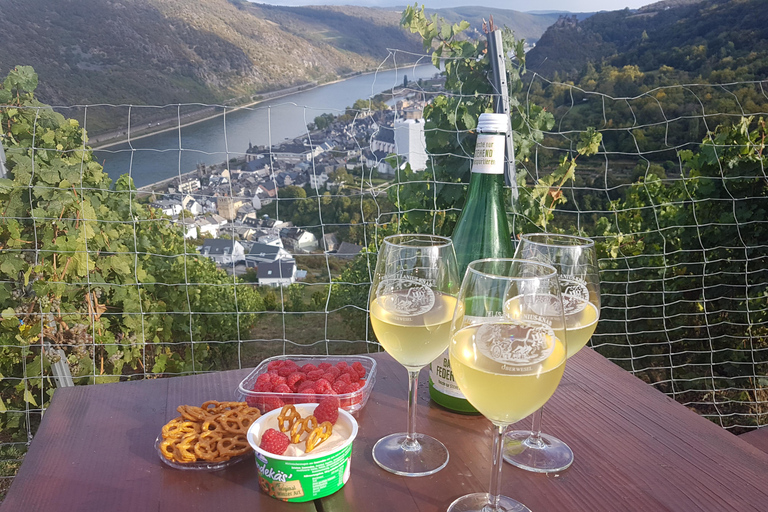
[247,0,657,11]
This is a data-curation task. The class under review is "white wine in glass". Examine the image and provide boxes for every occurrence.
[504,233,601,473]
[447,259,567,512]
[369,234,460,477]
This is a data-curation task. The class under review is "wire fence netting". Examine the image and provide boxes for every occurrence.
[1,52,768,489]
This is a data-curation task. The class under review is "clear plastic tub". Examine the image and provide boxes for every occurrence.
[236,355,377,415]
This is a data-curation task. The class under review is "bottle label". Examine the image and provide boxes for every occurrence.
[471,134,505,174]
[430,348,465,398]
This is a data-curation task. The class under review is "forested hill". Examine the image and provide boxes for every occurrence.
[0,0,562,135]
[0,0,421,132]
[427,7,563,43]
[526,0,768,81]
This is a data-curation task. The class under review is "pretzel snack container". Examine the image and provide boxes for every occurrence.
[247,403,359,502]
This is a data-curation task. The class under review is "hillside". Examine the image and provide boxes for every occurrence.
[0,0,563,136]
[427,7,562,43]
[0,0,423,134]
[526,0,768,80]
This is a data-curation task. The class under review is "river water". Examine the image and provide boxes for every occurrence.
[95,64,439,188]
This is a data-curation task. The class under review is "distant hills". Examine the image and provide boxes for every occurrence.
[526,0,768,80]
[0,0,562,135]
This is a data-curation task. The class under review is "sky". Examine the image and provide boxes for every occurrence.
[246,0,657,12]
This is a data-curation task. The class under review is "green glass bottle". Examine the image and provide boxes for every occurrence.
[429,113,514,414]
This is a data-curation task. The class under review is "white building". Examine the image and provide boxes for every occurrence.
[174,217,197,239]
[308,170,329,190]
[181,195,203,216]
[394,118,428,171]
[196,214,228,238]
[178,177,201,194]
[200,239,245,266]
[151,199,183,217]
[281,228,319,254]
[258,259,297,287]
[258,234,283,248]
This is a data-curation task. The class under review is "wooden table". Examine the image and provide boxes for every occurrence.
[3,349,768,512]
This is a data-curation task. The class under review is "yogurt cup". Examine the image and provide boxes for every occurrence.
[247,403,358,502]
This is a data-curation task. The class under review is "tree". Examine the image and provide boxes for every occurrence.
[0,66,265,440]
[396,6,601,235]
[595,116,768,429]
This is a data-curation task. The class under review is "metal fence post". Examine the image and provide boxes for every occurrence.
[0,136,7,178]
[488,29,518,201]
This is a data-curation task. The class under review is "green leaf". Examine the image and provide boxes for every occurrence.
[23,389,38,407]
[0,255,26,276]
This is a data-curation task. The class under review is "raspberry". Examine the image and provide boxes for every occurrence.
[270,374,287,387]
[343,367,359,380]
[318,362,332,371]
[277,366,294,377]
[267,360,284,371]
[260,428,290,455]
[331,380,347,394]
[342,381,363,394]
[262,396,285,412]
[336,373,353,384]
[256,373,272,385]
[273,383,292,394]
[352,362,366,379]
[306,370,324,381]
[300,363,318,374]
[326,366,341,379]
[314,378,333,394]
[335,361,348,370]
[287,372,306,391]
[253,381,273,393]
[321,372,336,383]
[314,396,340,425]
[297,381,316,393]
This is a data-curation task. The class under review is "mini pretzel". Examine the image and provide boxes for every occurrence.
[159,437,180,460]
[202,400,246,414]
[218,434,250,457]
[289,415,319,444]
[177,405,208,422]
[194,431,221,461]
[305,421,333,453]
[216,408,258,435]
[173,433,199,463]
[160,401,259,464]
[162,417,201,439]
[277,404,301,433]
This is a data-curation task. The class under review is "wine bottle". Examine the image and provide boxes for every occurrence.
[429,113,514,414]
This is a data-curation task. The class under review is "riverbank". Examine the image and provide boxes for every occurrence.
[90,65,422,151]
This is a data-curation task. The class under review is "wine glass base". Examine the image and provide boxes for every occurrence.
[447,492,531,512]
[503,430,573,473]
[372,432,449,477]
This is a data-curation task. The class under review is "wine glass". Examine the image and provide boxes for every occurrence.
[504,233,601,473]
[369,234,460,476]
[447,259,567,512]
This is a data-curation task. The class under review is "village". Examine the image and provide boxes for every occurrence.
[144,77,444,287]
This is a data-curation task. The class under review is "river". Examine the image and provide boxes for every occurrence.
[95,64,439,188]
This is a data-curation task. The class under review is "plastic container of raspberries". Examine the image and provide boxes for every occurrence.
[236,355,377,415]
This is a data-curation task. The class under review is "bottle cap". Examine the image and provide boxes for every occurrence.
[477,113,509,134]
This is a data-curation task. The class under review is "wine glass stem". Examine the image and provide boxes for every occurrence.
[487,424,506,511]
[528,407,545,448]
[404,369,420,450]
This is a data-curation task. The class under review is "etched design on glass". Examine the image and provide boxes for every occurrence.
[477,322,555,366]
[559,275,589,315]
[376,278,436,317]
